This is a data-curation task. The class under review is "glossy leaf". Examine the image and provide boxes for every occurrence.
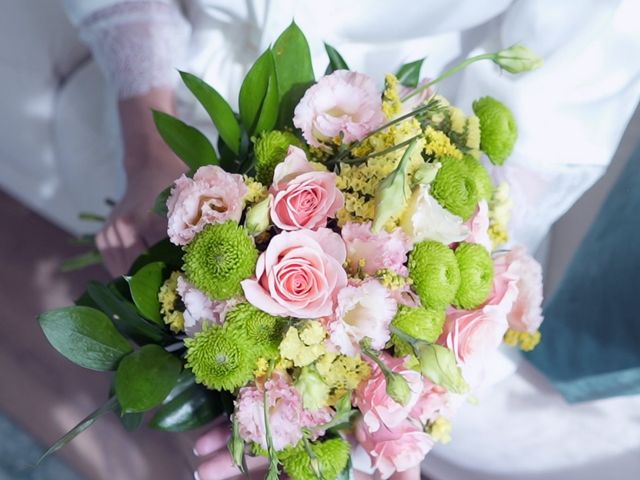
[396,58,425,88]
[253,73,280,135]
[37,397,118,465]
[152,186,171,217]
[38,306,132,371]
[115,345,182,413]
[272,22,315,127]
[238,49,277,135]
[127,261,165,325]
[87,281,167,344]
[153,110,218,169]
[324,43,349,74]
[61,250,102,272]
[129,237,183,274]
[150,384,225,432]
[180,71,241,154]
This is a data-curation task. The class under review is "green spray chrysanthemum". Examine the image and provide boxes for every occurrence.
[185,324,256,391]
[462,155,493,200]
[254,130,306,185]
[391,306,446,356]
[473,96,517,166]
[282,438,350,480]
[431,157,480,221]
[224,303,286,359]
[454,242,494,309]
[409,241,461,309]
[183,221,258,300]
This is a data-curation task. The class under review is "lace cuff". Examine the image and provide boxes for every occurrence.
[78,2,189,98]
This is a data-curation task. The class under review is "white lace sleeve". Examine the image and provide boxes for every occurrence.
[76,1,190,98]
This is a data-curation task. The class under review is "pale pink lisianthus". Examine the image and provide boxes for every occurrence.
[166,165,247,246]
[494,246,544,333]
[327,280,397,356]
[241,228,347,318]
[176,276,239,336]
[341,222,411,276]
[293,70,385,147]
[355,418,434,479]
[465,200,492,251]
[234,373,333,451]
[269,146,343,230]
[354,354,423,433]
[410,378,449,425]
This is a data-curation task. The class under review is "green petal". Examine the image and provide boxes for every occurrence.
[409,240,461,309]
[454,242,494,309]
[473,96,517,166]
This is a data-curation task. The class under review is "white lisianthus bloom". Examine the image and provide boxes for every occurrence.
[401,185,469,244]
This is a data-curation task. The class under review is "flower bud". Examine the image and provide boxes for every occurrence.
[372,139,418,232]
[411,161,441,187]
[414,342,468,394]
[228,416,245,471]
[494,44,543,74]
[295,367,330,410]
[245,197,271,236]
[384,371,412,406]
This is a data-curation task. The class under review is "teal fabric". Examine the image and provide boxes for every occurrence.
[0,413,84,480]
[526,147,640,403]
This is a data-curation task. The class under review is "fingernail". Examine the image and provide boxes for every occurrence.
[193,447,200,457]
[193,471,200,480]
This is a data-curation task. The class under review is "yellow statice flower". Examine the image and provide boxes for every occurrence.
[254,357,269,378]
[424,126,463,160]
[428,417,452,444]
[376,268,411,290]
[315,353,372,404]
[243,176,268,205]
[488,181,513,248]
[504,329,542,351]
[158,271,184,333]
[279,323,326,367]
[382,73,402,120]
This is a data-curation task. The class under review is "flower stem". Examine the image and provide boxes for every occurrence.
[402,53,497,102]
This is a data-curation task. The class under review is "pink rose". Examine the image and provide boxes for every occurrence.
[410,378,449,425]
[494,246,544,332]
[235,373,332,451]
[355,419,434,479]
[341,222,411,276]
[269,147,343,230]
[465,200,492,251]
[241,228,347,318]
[354,354,423,433]
[166,165,247,245]
[327,280,397,356]
[293,70,385,147]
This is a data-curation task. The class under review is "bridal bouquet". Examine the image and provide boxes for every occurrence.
[38,23,545,479]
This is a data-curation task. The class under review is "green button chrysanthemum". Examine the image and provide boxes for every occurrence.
[254,130,306,185]
[409,240,461,310]
[454,242,494,309]
[431,157,480,220]
[391,305,446,356]
[472,96,517,166]
[462,155,493,200]
[183,221,258,300]
[225,303,286,359]
[282,438,350,480]
[185,324,255,391]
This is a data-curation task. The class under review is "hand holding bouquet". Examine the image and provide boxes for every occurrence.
[38,23,544,479]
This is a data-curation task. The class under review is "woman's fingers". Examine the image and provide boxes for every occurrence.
[193,424,230,457]
[95,216,147,277]
[195,450,268,480]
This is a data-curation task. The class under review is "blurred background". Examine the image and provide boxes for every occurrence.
[1,1,639,479]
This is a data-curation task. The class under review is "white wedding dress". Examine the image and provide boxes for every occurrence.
[2,0,640,478]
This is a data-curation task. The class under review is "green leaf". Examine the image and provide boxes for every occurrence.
[115,345,182,413]
[253,73,280,135]
[153,186,171,217]
[37,397,118,465]
[78,212,106,223]
[272,22,315,127]
[38,306,132,371]
[127,261,165,325]
[152,110,218,169]
[324,43,349,74]
[396,58,425,88]
[180,71,242,155]
[61,250,102,272]
[129,237,183,274]
[87,281,167,344]
[150,384,225,432]
[119,411,144,432]
[239,49,277,135]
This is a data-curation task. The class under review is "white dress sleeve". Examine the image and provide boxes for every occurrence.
[62,0,190,98]
[453,0,640,254]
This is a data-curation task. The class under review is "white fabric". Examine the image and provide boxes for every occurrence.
[1,1,640,477]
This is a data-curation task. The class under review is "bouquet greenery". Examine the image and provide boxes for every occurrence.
[38,23,544,479]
